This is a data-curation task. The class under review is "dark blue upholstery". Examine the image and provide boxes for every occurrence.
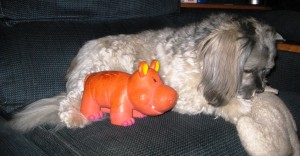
[268,51,300,94]
[1,1,300,155]
[261,10,300,43]
[0,0,179,21]
[22,113,247,155]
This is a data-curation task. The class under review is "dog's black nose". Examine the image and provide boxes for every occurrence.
[256,88,265,94]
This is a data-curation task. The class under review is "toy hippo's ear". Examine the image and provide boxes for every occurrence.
[150,60,159,72]
[138,61,148,77]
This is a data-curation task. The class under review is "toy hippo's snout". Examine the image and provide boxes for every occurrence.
[130,80,178,116]
[127,60,178,116]
[130,83,178,116]
[151,85,178,113]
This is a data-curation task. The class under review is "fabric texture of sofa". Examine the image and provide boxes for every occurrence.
[1,0,300,155]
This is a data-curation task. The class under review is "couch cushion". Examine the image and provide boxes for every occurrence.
[23,112,247,155]
[0,0,179,21]
[0,117,46,155]
[2,91,299,155]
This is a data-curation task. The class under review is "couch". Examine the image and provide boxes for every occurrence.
[1,1,300,155]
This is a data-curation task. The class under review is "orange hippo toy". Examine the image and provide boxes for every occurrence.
[80,60,178,126]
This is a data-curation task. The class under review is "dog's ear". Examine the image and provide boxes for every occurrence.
[198,27,254,106]
[275,32,285,41]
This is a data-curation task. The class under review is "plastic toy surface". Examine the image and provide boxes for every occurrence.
[80,60,178,126]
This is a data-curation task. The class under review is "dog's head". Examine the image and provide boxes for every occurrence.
[198,14,283,106]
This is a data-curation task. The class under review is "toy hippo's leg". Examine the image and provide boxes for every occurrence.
[110,101,135,126]
[80,91,104,121]
[133,110,147,118]
[110,108,135,126]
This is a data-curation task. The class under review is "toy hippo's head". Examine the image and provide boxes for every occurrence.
[127,60,178,116]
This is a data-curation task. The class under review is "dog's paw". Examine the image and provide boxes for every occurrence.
[264,86,278,94]
[60,110,90,128]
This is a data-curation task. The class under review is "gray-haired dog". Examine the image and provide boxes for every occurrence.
[10,13,298,155]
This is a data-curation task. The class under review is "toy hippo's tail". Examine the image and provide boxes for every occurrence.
[8,94,65,133]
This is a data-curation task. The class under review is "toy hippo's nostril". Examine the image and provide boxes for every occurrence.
[168,96,177,104]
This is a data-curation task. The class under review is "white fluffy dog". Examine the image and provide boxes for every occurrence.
[9,13,299,155]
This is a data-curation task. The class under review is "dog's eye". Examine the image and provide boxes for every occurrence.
[244,69,253,73]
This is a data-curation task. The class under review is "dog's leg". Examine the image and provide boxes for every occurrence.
[213,97,252,124]
[237,92,300,156]
[237,116,293,156]
[59,91,90,128]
